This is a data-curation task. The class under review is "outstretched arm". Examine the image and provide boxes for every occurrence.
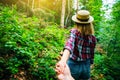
[56,49,70,74]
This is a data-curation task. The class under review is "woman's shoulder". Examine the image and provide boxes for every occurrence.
[70,28,79,34]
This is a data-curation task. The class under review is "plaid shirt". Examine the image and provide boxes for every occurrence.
[64,29,97,64]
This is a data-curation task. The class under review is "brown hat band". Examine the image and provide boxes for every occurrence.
[77,16,89,21]
[77,14,89,21]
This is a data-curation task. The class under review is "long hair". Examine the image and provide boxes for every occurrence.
[74,23,94,36]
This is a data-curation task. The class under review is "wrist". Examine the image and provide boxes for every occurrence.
[61,49,70,62]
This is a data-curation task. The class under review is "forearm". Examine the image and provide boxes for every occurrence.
[61,49,70,63]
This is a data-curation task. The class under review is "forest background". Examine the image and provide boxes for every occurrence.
[0,0,120,80]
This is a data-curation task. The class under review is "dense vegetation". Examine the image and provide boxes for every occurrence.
[0,4,69,79]
[0,0,120,80]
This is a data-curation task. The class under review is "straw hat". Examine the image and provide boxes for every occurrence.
[72,10,94,24]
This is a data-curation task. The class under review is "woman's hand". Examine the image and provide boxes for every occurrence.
[55,64,74,80]
[55,49,71,80]
[55,49,70,74]
[55,60,66,74]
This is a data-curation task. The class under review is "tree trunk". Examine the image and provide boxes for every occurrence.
[28,0,29,6]
[32,0,34,10]
[65,0,70,27]
[38,0,40,8]
[73,0,79,12]
[60,0,66,28]
[27,0,30,13]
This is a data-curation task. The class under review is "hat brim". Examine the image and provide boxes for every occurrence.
[72,15,94,24]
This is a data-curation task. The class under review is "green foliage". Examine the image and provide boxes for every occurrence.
[92,53,120,80]
[91,54,106,80]
[31,25,68,79]
[0,5,68,79]
[31,49,57,80]
[0,0,18,5]
[112,0,120,22]
[0,5,36,78]
[110,0,120,54]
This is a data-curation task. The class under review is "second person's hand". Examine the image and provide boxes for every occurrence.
[55,60,66,74]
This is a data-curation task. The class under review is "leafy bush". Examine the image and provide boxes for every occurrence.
[0,5,68,79]
[91,53,120,80]
[0,5,37,79]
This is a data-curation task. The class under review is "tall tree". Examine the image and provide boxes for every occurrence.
[27,0,29,6]
[65,0,70,27]
[32,0,34,10]
[72,0,79,12]
[60,0,66,28]
[38,0,40,8]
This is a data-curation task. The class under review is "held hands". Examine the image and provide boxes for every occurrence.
[55,61,74,80]
[55,60,66,74]
[55,49,73,80]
